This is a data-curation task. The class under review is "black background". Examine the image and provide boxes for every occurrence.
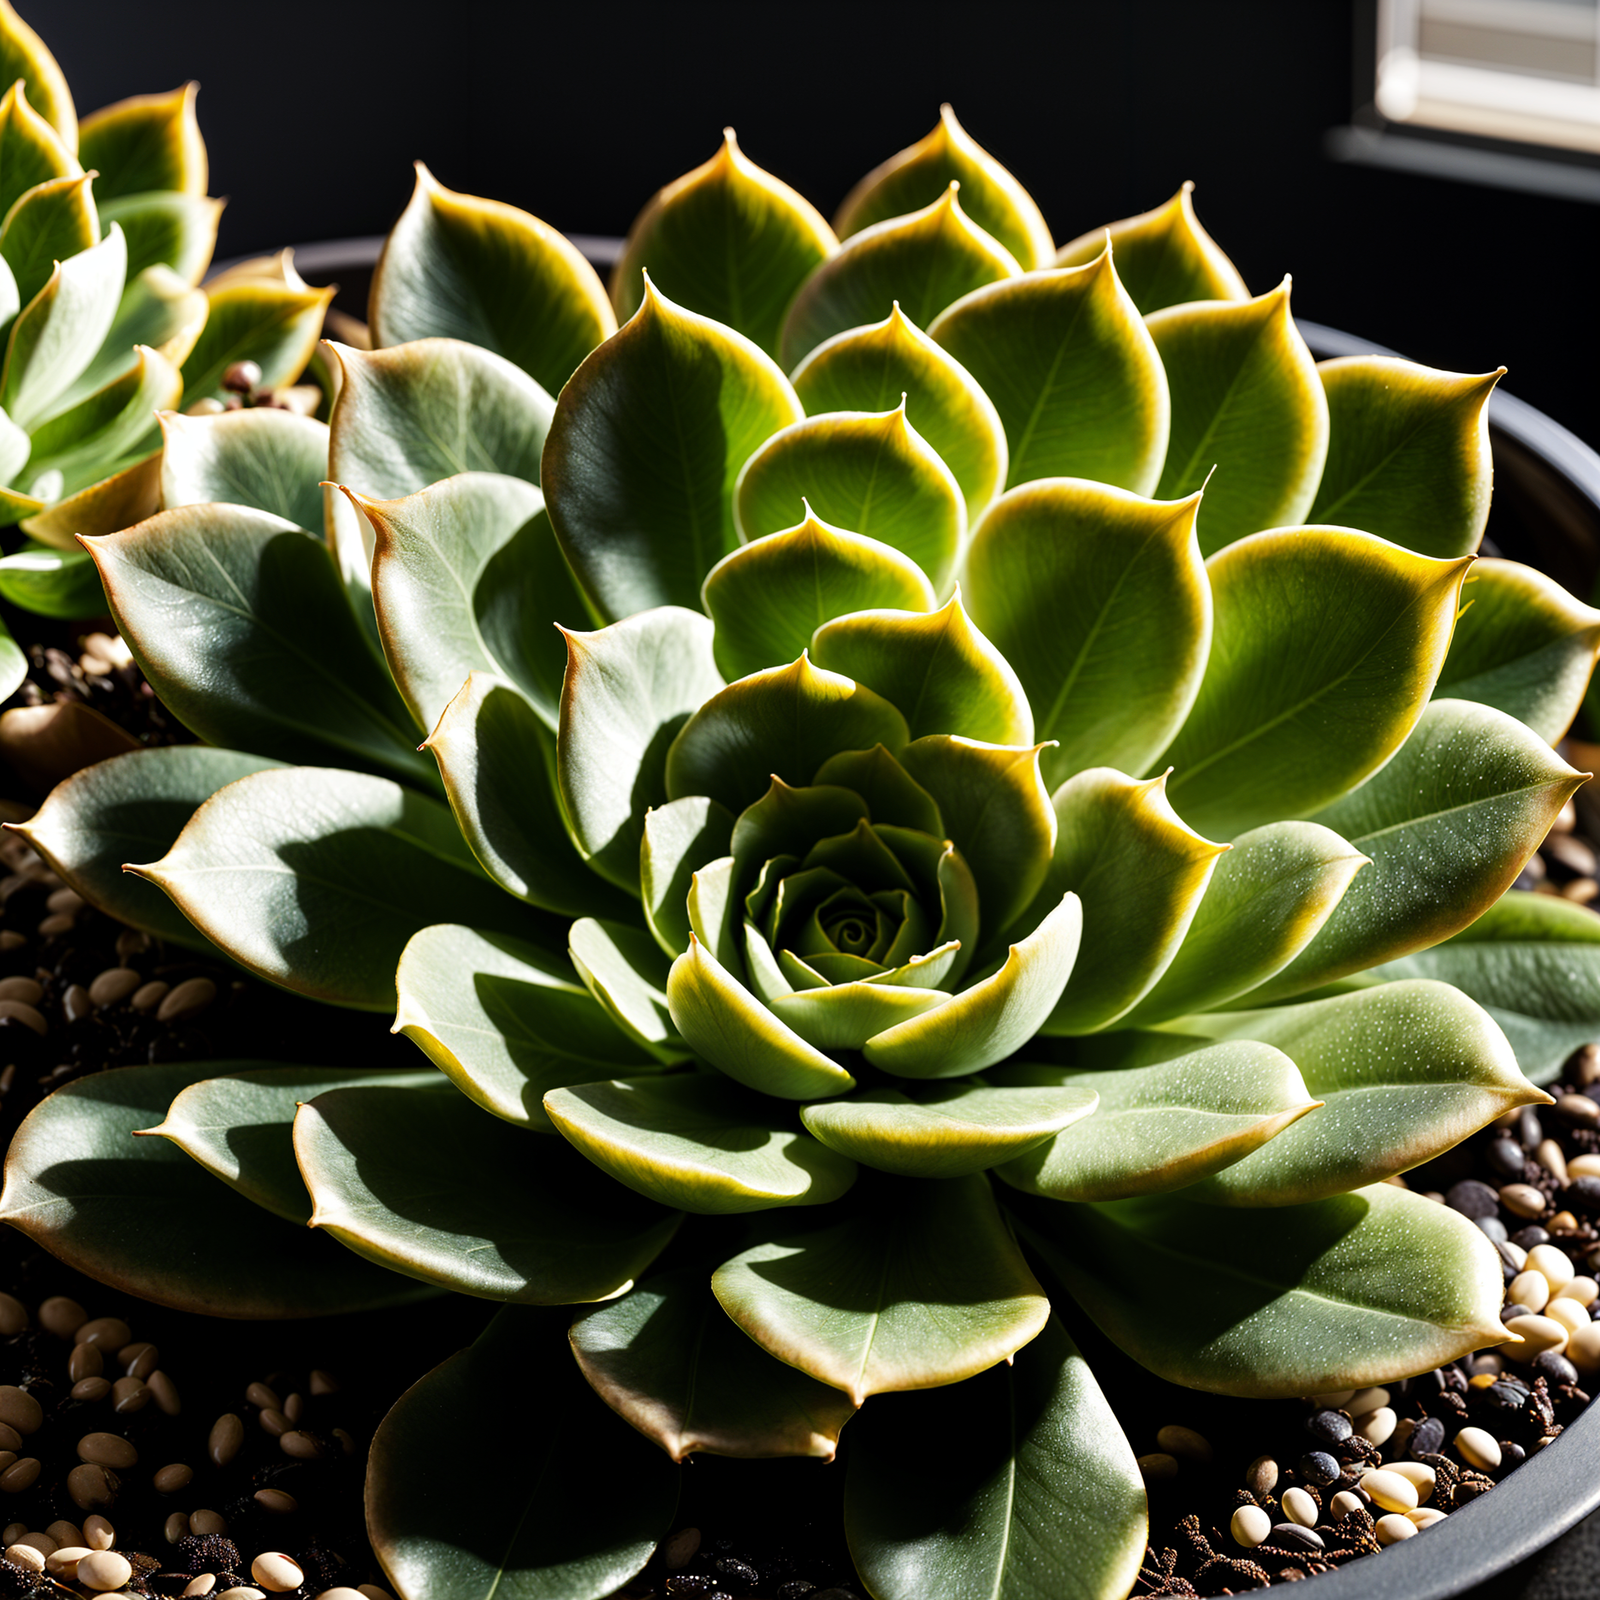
[39,0,1600,443]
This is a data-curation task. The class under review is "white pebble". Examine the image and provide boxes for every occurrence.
[1389,1460,1436,1502]
[1329,1490,1366,1521]
[1456,1426,1502,1471]
[82,1515,114,1551]
[76,1549,133,1590]
[1567,1322,1600,1378]
[3,1544,43,1573]
[1547,1299,1590,1337]
[215,1589,265,1600]
[1230,1504,1271,1547]
[1503,1315,1568,1357]
[1360,1468,1419,1513]
[1309,1389,1355,1408]
[315,1592,367,1600]
[1346,1386,1390,1418]
[1557,1276,1598,1308]
[1528,1243,1576,1292]
[45,1545,90,1578]
[1569,1153,1600,1179]
[1376,1513,1418,1545]
[1281,1486,1319,1526]
[251,1553,304,1592]
[1358,1406,1397,1446]
[1508,1270,1550,1312]
[1409,1507,1449,1529]
[183,1580,218,1599]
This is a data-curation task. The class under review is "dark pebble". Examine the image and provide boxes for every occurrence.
[1518,1106,1545,1151]
[1496,1241,1523,1280]
[1409,1417,1446,1457]
[1512,1225,1551,1250]
[1307,1409,1352,1445]
[1487,1140,1527,1181]
[1476,1215,1509,1242]
[775,1587,817,1600]
[1532,1351,1580,1388]
[1300,1450,1341,1486]
[1566,1176,1600,1215]
[715,1557,760,1588]
[665,1578,720,1598]
[1446,1179,1500,1218]
[1503,1304,1534,1322]
[1501,1441,1528,1468]
[1272,1524,1325,1552]
[1485,1380,1530,1411]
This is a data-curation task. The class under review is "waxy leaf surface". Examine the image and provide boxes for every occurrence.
[77,83,207,199]
[1,170,97,309]
[98,189,220,285]
[180,275,332,405]
[0,79,73,222]
[159,406,327,536]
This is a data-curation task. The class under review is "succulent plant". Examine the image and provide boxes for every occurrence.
[0,1,333,657]
[6,108,1600,1600]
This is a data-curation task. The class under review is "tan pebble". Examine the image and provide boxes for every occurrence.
[0,932,21,952]
[1137,1452,1179,1480]
[45,1544,89,1578]
[356,1587,395,1600]
[75,1317,131,1351]
[253,1489,297,1515]
[1469,1372,1498,1390]
[45,887,82,915]
[72,1377,112,1402]
[76,1432,136,1469]
[82,1514,113,1551]
[157,977,216,1023]
[258,1407,288,1437]
[0,1428,20,1455]
[208,1413,244,1466]
[1566,1323,1600,1377]
[1244,1454,1279,1497]
[0,1524,18,1546]
[315,1592,366,1600]
[1281,1486,1318,1527]
[215,1589,264,1600]
[44,1519,81,1548]
[1501,1183,1548,1219]
[111,1377,149,1415]
[183,1579,218,1597]
[130,981,168,1012]
[0,978,40,1005]
[0,1000,44,1034]
[153,1463,193,1493]
[66,1464,117,1510]
[1390,1461,1435,1502]
[148,1370,181,1415]
[0,1294,26,1337]
[1455,1426,1501,1471]
[1376,1513,1418,1545]
[309,1369,338,1395]
[1557,1093,1600,1127]
[1155,1424,1212,1464]
[77,1549,134,1591]
[1508,1270,1550,1312]
[37,913,74,937]
[0,1454,15,1474]
[1504,1314,1568,1357]
[13,1531,53,1554]
[0,1389,40,1436]
[1231,1504,1271,1547]
[1547,1299,1590,1337]
[87,968,141,1008]
[3,1543,43,1572]
[1409,1507,1449,1529]
[332,1427,356,1455]
[1309,1389,1355,1408]
[0,1458,38,1492]
[1358,1405,1397,1446]
[283,1393,304,1424]
[1503,1240,1529,1270]
[68,1343,103,1382]
[114,929,149,961]
[119,1341,158,1379]
[1550,1210,1581,1234]
[1346,1386,1390,1417]
[61,983,90,1022]
[245,1381,281,1411]
[251,1552,303,1591]
[1558,1276,1599,1308]
[190,1509,227,1536]
[38,1295,84,1338]
[1537,1141,1570,1185]
[278,1430,322,1460]
[662,1526,701,1569]
[1360,1468,1418,1513]
[1329,1490,1366,1521]
[163,1513,189,1545]
[1569,1153,1600,1180]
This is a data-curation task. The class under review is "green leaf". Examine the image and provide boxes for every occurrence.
[781,184,1022,372]
[133,765,558,1010]
[1174,981,1545,1203]
[642,795,735,957]
[546,1072,857,1214]
[570,917,691,1063]
[791,303,1007,523]
[702,508,936,682]
[845,1315,1146,1600]
[713,1171,1048,1403]
[834,105,1054,271]
[1054,183,1248,314]
[51,262,205,415]
[0,170,97,314]
[863,893,1081,1077]
[1118,821,1368,1025]
[812,746,944,835]
[1372,891,1600,1087]
[1248,698,1584,1001]
[159,404,327,531]
[0,79,75,224]
[666,653,909,816]
[1307,356,1499,559]
[0,612,23,699]
[396,923,657,1129]
[801,1080,1097,1179]
[993,1042,1316,1200]
[142,1064,436,1223]
[1147,282,1328,555]
[0,1061,435,1317]
[665,935,857,1099]
[2,219,123,428]
[426,672,632,920]
[180,275,332,404]
[0,538,103,616]
[20,449,159,546]
[572,1267,857,1461]
[768,974,950,1051]
[77,83,207,200]
[1017,1181,1509,1396]
[965,480,1210,789]
[86,505,434,785]
[557,606,724,891]
[14,743,280,949]
[1159,528,1471,839]
[612,128,836,359]
[734,404,965,594]
[370,1306,679,1600]
[1436,558,1600,742]
[930,247,1169,495]
[0,1,75,154]
[98,191,221,284]
[898,734,1055,936]
[1020,769,1225,1034]
[21,342,179,495]
[297,1079,681,1301]
[811,592,1031,746]
[370,162,616,397]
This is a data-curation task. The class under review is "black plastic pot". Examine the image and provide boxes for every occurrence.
[235,241,1600,1599]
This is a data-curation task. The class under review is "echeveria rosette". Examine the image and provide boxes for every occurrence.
[3,108,1599,1600]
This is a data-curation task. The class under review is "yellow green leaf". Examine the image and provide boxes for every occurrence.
[0,78,76,222]
[0,0,73,154]
[77,82,207,200]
